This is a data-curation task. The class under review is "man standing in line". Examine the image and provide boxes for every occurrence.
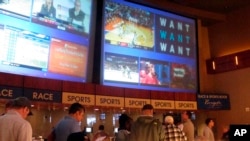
[203,118,215,141]
[0,97,33,141]
[130,104,165,141]
[52,102,85,141]
[92,125,109,141]
[181,111,195,141]
[164,115,187,141]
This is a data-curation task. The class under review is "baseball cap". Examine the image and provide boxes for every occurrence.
[142,104,154,110]
[13,97,33,116]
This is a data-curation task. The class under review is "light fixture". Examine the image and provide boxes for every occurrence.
[235,56,238,65]
[212,61,216,70]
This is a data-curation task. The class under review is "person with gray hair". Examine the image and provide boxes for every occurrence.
[164,115,187,141]
[165,115,175,124]
[0,97,33,141]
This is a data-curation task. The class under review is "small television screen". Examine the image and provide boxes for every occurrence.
[85,127,93,133]
[100,0,198,92]
[100,113,106,120]
[191,112,196,120]
[31,0,92,36]
[0,0,96,82]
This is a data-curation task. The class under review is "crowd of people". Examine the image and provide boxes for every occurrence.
[0,96,227,141]
[0,97,33,141]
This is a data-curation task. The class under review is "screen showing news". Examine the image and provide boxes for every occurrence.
[101,0,198,92]
[0,0,93,82]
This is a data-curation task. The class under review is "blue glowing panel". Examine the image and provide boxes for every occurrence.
[0,0,95,82]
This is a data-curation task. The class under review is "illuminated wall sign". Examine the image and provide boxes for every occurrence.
[151,99,175,109]
[175,101,197,110]
[96,95,124,107]
[0,85,22,99]
[24,88,61,102]
[125,98,150,109]
[62,92,95,106]
[197,94,230,110]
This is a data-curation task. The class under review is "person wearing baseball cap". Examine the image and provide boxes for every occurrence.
[0,97,33,141]
[1,98,33,116]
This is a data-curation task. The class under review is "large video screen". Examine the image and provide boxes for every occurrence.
[101,0,198,92]
[0,0,95,82]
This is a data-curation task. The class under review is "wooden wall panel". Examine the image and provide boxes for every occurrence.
[151,91,174,100]
[206,49,250,74]
[62,81,95,94]
[236,50,250,69]
[0,72,23,87]
[124,88,150,99]
[84,83,96,94]
[95,85,124,97]
[0,74,198,104]
[174,92,196,101]
[23,76,62,91]
[130,0,226,24]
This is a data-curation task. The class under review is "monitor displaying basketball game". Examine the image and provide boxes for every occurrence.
[100,0,198,93]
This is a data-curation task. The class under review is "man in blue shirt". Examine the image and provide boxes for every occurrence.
[52,102,85,141]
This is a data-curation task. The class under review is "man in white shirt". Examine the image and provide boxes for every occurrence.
[0,97,33,141]
[181,111,195,141]
[203,118,215,141]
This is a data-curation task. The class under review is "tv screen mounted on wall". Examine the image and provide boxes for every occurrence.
[101,0,198,93]
[0,0,96,82]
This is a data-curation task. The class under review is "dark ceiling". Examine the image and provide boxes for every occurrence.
[128,0,250,25]
[147,0,250,26]
[166,0,250,14]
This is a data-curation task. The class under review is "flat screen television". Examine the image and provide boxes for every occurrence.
[0,0,96,82]
[100,0,198,93]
